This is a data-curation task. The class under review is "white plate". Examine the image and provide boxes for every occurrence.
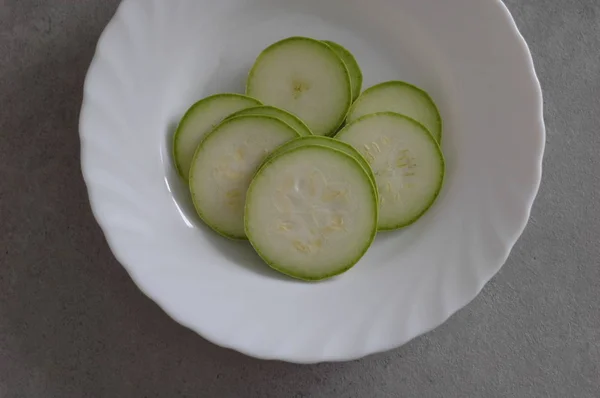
[80,0,544,362]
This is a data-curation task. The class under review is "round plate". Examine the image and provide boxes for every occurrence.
[80,0,544,363]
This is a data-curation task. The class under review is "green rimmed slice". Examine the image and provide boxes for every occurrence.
[189,115,300,239]
[346,81,443,142]
[245,145,378,281]
[335,112,444,230]
[173,93,262,179]
[226,105,312,136]
[322,40,363,102]
[246,36,352,136]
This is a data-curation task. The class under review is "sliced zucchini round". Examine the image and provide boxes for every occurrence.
[245,145,378,281]
[226,105,312,136]
[246,37,352,137]
[322,40,363,102]
[189,115,300,239]
[346,81,442,143]
[265,136,377,199]
[335,112,444,230]
[173,93,262,179]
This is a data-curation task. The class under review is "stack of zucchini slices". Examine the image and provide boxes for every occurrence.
[173,37,444,281]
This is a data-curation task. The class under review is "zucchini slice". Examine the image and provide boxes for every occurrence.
[174,94,262,179]
[189,115,300,239]
[336,112,444,230]
[246,37,352,136]
[245,145,377,281]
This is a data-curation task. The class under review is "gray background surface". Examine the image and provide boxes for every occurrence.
[1,0,599,397]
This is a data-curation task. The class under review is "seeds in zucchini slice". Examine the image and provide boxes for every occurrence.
[265,136,377,200]
[246,145,378,281]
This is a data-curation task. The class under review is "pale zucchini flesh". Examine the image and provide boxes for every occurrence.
[173,93,262,179]
[335,112,444,230]
[245,145,377,281]
[189,115,300,239]
[226,105,312,136]
[246,37,352,137]
[265,136,377,200]
[322,40,363,102]
[346,81,442,143]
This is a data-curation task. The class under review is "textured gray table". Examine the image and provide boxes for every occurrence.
[1,1,599,397]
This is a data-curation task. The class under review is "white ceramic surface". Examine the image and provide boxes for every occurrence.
[80,0,545,363]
